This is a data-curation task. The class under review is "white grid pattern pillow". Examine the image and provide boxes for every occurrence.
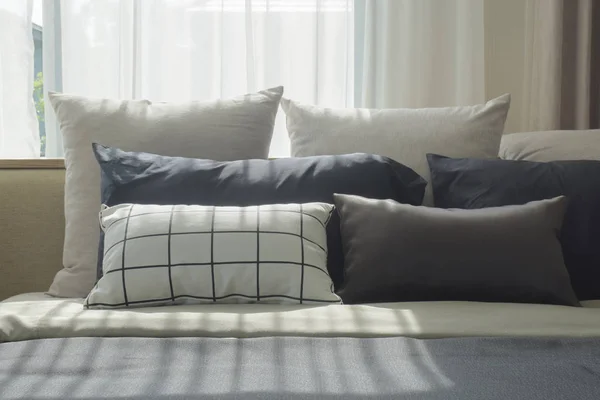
[85,203,341,309]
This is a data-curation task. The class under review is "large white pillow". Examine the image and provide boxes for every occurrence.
[281,95,510,205]
[500,130,600,161]
[85,203,340,308]
[49,87,283,298]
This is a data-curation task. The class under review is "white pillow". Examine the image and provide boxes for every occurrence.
[49,87,283,298]
[85,203,340,308]
[281,95,510,205]
[500,130,600,161]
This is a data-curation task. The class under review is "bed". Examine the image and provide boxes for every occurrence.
[2,293,600,399]
[2,94,600,399]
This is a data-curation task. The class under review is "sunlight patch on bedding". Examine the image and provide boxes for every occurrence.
[2,296,600,342]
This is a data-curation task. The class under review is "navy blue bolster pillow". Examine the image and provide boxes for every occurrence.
[94,143,427,291]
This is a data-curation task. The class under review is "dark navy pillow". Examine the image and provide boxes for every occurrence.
[427,153,600,301]
[94,143,427,290]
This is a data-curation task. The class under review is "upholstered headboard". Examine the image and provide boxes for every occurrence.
[0,161,65,300]
[0,130,597,301]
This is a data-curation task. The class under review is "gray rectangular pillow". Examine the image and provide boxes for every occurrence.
[427,153,600,301]
[333,194,580,307]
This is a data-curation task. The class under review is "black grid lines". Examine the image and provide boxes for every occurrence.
[210,206,216,302]
[85,293,343,309]
[120,205,134,307]
[300,204,305,304]
[256,205,261,302]
[167,205,175,302]
[103,230,327,258]
[105,208,327,230]
[88,203,341,309]
[100,260,330,277]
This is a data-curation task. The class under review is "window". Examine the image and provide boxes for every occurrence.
[33,0,45,156]
[3,1,356,158]
[15,0,354,159]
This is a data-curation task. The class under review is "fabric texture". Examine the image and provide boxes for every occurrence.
[87,203,340,308]
[47,87,283,298]
[2,337,600,400]
[0,170,65,301]
[93,144,426,290]
[500,130,600,161]
[20,291,600,307]
[4,296,600,343]
[282,94,510,205]
[356,0,485,109]
[522,0,600,131]
[428,154,600,301]
[334,193,579,306]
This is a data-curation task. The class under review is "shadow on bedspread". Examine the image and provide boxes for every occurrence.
[1,336,599,399]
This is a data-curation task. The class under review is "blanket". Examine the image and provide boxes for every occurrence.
[2,294,600,342]
[1,336,599,399]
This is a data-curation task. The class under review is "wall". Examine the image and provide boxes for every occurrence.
[484,0,526,133]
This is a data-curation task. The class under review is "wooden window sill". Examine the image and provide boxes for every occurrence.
[0,159,65,169]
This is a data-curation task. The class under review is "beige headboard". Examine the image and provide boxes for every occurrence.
[0,160,65,300]
[0,130,591,301]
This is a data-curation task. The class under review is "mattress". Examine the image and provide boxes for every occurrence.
[2,292,600,342]
[2,293,600,399]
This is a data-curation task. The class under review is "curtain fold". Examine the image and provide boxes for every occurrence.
[46,0,354,157]
[7,0,598,158]
[522,0,600,131]
[0,0,40,158]
[356,0,485,109]
[39,0,496,157]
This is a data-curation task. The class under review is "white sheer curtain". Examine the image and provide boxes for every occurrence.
[0,0,40,158]
[1,0,490,158]
[356,0,485,108]
[44,0,354,157]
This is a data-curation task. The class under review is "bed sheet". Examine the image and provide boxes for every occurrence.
[2,293,600,342]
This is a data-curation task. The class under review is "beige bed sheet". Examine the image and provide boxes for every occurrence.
[2,293,600,343]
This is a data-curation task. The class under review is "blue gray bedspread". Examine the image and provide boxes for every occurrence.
[1,336,599,399]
